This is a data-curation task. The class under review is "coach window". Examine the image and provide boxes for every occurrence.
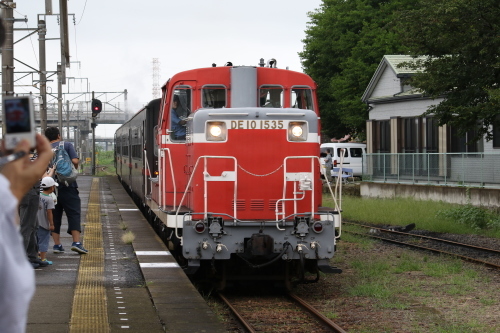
[291,86,314,111]
[202,85,226,108]
[259,85,283,108]
[170,86,191,142]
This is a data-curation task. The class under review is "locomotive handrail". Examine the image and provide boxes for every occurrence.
[280,156,319,219]
[175,155,238,242]
[143,149,152,197]
[159,148,177,211]
[279,156,342,237]
[322,150,346,239]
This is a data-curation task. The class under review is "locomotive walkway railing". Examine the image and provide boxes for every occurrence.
[363,152,500,189]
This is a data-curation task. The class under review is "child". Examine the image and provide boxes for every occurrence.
[37,177,58,265]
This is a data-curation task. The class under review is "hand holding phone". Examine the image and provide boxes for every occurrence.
[2,95,36,150]
[0,133,53,201]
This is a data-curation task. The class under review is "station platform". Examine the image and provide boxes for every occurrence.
[27,175,226,333]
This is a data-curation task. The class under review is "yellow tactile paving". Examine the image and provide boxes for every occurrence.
[69,178,110,332]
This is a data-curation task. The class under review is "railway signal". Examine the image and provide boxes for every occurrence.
[91,98,102,117]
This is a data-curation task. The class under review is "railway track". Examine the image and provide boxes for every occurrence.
[218,292,347,333]
[344,222,500,269]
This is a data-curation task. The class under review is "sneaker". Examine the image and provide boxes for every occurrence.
[31,261,40,269]
[32,258,49,267]
[41,259,53,265]
[71,242,88,254]
[53,244,65,253]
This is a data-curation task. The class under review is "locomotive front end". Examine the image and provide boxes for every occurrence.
[181,106,340,284]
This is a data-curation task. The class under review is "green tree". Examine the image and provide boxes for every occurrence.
[394,0,500,142]
[300,0,417,140]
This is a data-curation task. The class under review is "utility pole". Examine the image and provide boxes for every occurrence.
[38,19,47,131]
[57,63,63,137]
[66,99,70,140]
[1,1,15,97]
[91,91,96,175]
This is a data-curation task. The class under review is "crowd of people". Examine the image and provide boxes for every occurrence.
[0,15,88,332]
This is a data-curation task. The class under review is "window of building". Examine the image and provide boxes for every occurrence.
[493,115,500,149]
[202,85,226,108]
[373,120,390,153]
[402,117,418,153]
[291,86,314,110]
[449,126,483,153]
[425,117,438,153]
[259,85,283,108]
[170,86,191,142]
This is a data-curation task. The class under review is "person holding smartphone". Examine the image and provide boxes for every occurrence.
[0,134,54,333]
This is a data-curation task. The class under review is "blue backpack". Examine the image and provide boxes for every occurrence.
[52,141,78,186]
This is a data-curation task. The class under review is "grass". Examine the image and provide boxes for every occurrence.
[324,194,500,238]
[94,151,116,176]
[121,231,135,244]
[326,233,499,332]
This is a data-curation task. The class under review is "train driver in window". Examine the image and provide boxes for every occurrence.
[259,87,282,108]
[171,94,189,141]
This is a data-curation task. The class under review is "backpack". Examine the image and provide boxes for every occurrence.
[52,141,78,186]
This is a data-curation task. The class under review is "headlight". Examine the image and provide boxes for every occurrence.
[210,125,222,137]
[206,121,227,141]
[291,125,303,137]
[288,121,307,141]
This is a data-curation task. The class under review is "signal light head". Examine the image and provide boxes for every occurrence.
[91,98,102,117]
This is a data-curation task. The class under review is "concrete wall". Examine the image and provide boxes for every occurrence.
[360,182,500,209]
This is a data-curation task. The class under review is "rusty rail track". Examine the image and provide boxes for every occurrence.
[218,292,347,333]
[344,222,500,270]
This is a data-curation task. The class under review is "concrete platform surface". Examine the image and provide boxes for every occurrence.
[27,175,225,333]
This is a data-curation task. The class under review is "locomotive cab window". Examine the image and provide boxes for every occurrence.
[291,86,314,110]
[202,85,226,108]
[259,85,283,108]
[170,86,191,142]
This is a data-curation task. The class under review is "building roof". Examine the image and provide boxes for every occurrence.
[361,55,425,103]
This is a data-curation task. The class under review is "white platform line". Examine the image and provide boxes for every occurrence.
[135,251,171,256]
[139,262,180,268]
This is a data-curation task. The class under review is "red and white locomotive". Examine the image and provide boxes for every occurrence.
[115,60,341,288]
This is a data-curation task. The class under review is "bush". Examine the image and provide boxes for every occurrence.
[437,205,500,230]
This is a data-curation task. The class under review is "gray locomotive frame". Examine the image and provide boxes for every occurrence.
[182,213,338,269]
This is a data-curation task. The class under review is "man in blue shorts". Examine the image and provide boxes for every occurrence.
[44,127,88,254]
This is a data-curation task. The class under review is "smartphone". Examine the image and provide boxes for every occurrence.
[2,95,36,150]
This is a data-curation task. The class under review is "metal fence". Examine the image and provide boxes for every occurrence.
[363,152,500,188]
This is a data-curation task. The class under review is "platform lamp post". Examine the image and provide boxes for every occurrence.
[91,92,102,175]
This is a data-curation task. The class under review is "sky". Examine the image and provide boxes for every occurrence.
[9,0,323,137]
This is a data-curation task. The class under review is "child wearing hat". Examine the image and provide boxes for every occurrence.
[37,177,58,264]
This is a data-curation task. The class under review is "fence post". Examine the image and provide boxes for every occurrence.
[461,153,465,186]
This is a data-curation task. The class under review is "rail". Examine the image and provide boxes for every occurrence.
[363,152,500,188]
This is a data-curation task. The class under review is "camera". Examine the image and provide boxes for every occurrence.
[2,95,36,150]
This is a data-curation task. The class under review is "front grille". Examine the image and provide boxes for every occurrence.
[269,199,283,211]
[250,199,264,211]
[232,200,246,211]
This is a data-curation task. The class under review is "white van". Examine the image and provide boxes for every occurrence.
[320,142,366,177]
